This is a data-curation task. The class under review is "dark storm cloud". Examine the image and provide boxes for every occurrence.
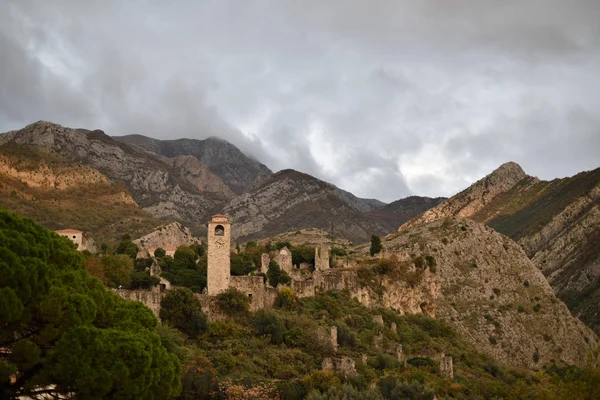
[1,0,599,201]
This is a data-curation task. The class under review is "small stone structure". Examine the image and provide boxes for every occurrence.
[439,353,454,379]
[260,253,270,274]
[373,315,384,326]
[207,214,231,295]
[54,229,95,252]
[315,246,330,271]
[391,322,397,332]
[322,357,357,378]
[361,354,368,364]
[396,345,406,365]
[330,326,338,351]
[274,247,293,274]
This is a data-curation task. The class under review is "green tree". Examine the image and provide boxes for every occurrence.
[174,247,197,269]
[267,260,291,287]
[116,235,139,259]
[154,247,166,258]
[370,234,382,256]
[159,288,208,338]
[252,309,285,344]
[0,209,180,399]
[216,288,250,316]
[100,254,134,288]
[130,271,160,289]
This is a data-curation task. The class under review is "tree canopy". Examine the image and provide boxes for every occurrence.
[0,209,181,399]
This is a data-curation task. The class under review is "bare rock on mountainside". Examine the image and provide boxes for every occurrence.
[222,169,392,243]
[0,121,223,231]
[400,162,529,230]
[168,155,234,199]
[397,159,600,334]
[380,217,598,368]
[133,221,199,253]
[113,134,272,194]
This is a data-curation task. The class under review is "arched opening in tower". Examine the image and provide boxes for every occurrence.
[214,225,225,236]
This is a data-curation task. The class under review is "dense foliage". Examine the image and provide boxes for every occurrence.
[0,209,180,399]
[370,234,382,256]
[159,288,208,338]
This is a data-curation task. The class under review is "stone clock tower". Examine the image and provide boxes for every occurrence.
[207,214,231,295]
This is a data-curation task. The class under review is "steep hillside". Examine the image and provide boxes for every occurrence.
[0,121,228,232]
[379,217,598,367]
[399,161,600,334]
[114,134,272,194]
[0,144,162,245]
[222,169,392,243]
[369,196,446,231]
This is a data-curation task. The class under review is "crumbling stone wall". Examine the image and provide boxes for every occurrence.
[230,275,278,312]
[274,247,293,274]
[315,246,330,271]
[321,357,357,377]
[113,288,163,317]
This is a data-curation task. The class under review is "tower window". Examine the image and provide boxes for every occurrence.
[215,225,225,236]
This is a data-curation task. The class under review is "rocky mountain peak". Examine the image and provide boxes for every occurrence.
[400,162,531,230]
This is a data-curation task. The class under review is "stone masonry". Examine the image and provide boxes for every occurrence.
[207,214,231,295]
[315,246,330,271]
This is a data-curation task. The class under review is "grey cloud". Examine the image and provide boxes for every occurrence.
[1,0,599,202]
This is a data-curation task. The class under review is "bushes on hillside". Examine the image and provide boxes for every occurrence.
[160,288,208,338]
[216,287,250,316]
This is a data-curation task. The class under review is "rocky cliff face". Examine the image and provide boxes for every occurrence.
[114,134,272,194]
[373,217,597,368]
[398,160,600,334]
[0,121,226,232]
[133,221,200,252]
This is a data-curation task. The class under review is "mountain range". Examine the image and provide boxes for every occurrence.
[0,121,443,244]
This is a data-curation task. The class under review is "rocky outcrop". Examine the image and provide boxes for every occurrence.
[400,162,529,230]
[133,222,200,252]
[168,155,234,199]
[381,217,598,368]
[113,134,272,194]
[0,121,224,230]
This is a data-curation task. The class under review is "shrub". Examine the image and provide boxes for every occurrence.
[524,280,530,287]
[330,247,347,257]
[252,309,285,344]
[517,305,526,313]
[533,303,542,312]
[377,377,435,400]
[160,288,208,337]
[267,260,291,287]
[154,247,166,258]
[336,322,356,348]
[302,371,342,393]
[174,247,197,269]
[115,235,139,259]
[216,287,250,316]
[181,355,217,400]
[493,288,501,296]
[370,235,382,256]
[129,271,160,289]
[489,335,497,345]
[370,354,401,370]
[292,245,316,267]
[275,287,297,310]
[134,257,153,272]
[273,241,292,250]
[100,254,134,288]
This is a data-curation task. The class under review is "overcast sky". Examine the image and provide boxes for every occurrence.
[1,0,599,202]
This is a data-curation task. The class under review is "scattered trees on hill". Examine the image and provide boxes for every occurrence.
[115,233,139,259]
[0,210,180,399]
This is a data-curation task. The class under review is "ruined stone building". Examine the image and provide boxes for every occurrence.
[54,229,94,252]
